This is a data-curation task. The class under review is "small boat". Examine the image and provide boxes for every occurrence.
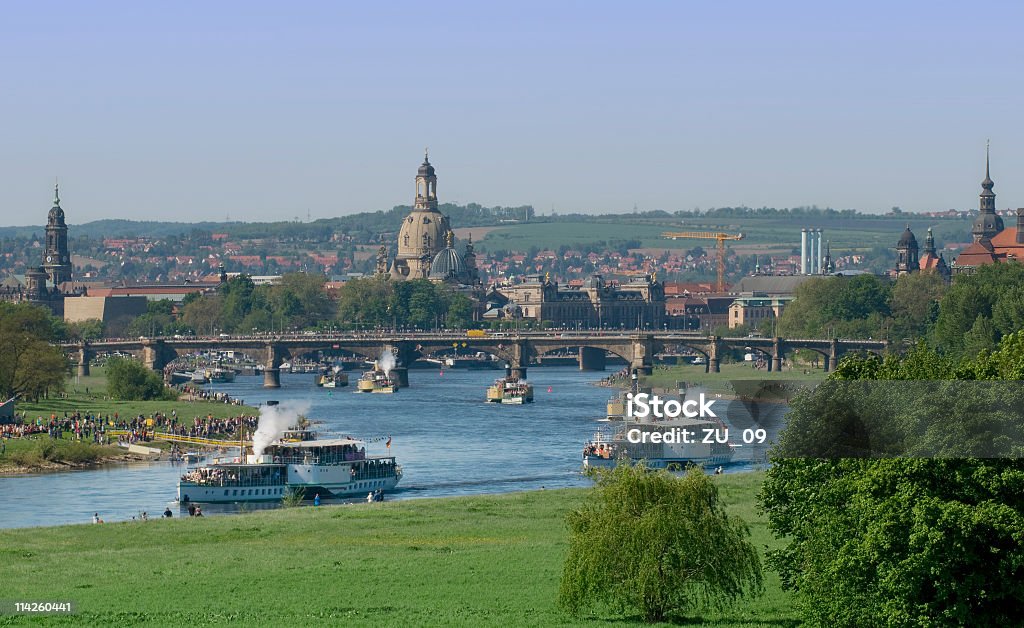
[177,428,402,503]
[582,417,735,471]
[207,367,236,383]
[356,363,398,393]
[486,377,534,404]
[318,370,349,388]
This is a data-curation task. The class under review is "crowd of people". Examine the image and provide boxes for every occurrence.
[1,410,259,445]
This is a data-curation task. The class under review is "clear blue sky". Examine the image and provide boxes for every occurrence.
[1,0,1021,224]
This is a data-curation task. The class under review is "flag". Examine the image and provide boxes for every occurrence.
[386,435,392,449]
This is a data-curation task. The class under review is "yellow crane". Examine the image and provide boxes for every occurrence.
[661,231,745,292]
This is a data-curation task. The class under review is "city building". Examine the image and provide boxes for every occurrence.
[727,293,793,330]
[491,273,665,329]
[0,185,79,316]
[952,146,1024,275]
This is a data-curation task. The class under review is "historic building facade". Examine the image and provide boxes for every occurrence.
[491,273,665,329]
[952,146,1024,275]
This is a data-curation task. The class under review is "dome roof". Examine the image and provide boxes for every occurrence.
[418,156,435,178]
[429,246,465,280]
[898,226,918,247]
[396,210,450,259]
[48,206,64,221]
[972,212,1004,236]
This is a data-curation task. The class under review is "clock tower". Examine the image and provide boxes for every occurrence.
[43,183,72,286]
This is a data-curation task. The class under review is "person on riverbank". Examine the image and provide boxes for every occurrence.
[92,513,99,524]
[188,504,196,517]
[313,493,321,506]
[194,506,203,517]
[163,507,173,518]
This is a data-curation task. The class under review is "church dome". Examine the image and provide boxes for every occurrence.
[396,210,450,260]
[429,246,465,281]
[898,226,918,247]
[418,158,435,177]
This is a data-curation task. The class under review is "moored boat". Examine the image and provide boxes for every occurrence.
[206,367,236,383]
[317,369,349,388]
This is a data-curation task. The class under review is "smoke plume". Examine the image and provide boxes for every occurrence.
[377,350,396,375]
[252,400,312,457]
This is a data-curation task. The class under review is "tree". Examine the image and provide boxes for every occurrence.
[0,303,69,401]
[888,271,945,341]
[761,338,1024,626]
[65,318,105,341]
[933,262,1024,356]
[559,465,763,622]
[105,357,173,401]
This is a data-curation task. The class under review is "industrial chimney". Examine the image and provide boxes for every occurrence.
[800,229,808,275]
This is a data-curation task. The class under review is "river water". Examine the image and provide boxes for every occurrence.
[0,367,775,529]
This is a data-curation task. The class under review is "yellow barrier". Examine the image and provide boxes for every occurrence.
[107,430,251,447]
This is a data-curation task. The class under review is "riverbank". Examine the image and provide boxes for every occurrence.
[0,471,796,626]
[0,435,161,474]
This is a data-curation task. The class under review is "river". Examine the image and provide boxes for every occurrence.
[0,367,777,529]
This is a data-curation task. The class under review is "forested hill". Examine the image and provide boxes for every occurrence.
[0,202,536,241]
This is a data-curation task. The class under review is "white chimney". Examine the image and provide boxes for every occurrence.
[800,229,808,275]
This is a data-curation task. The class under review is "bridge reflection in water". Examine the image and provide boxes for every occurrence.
[65,332,889,388]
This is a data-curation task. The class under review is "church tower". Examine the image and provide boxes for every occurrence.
[972,141,1004,243]
[895,225,919,275]
[43,183,72,286]
[389,151,451,280]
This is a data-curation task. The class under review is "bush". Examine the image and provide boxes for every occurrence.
[559,465,762,622]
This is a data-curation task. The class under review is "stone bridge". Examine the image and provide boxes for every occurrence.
[65,332,890,388]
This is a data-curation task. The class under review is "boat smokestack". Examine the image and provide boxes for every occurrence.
[505,363,512,377]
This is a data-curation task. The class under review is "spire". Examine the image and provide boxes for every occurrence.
[445,229,454,248]
[981,139,995,196]
[424,147,429,164]
[924,227,936,255]
[53,180,61,208]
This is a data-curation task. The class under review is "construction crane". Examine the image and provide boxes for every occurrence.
[661,231,745,292]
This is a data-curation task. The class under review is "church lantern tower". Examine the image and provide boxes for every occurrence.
[43,183,72,286]
[895,225,919,275]
[389,151,451,280]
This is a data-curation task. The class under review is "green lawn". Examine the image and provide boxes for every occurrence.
[0,472,797,627]
[18,366,257,422]
[643,361,826,394]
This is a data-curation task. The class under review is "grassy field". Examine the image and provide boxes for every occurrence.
[474,216,970,256]
[641,362,826,394]
[17,366,257,422]
[0,472,796,627]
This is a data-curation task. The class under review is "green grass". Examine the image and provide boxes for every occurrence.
[0,435,123,470]
[0,473,796,627]
[18,366,257,422]
[643,362,826,394]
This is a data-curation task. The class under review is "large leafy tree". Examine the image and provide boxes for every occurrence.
[560,465,762,622]
[105,356,173,401]
[777,275,891,339]
[761,337,1024,626]
[0,303,69,401]
[933,261,1024,356]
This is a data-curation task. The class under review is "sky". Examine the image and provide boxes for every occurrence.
[1,0,1022,224]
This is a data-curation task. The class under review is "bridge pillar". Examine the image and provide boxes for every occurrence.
[708,337,721,373]
[825,338,839,373]
[142,339,168,371]
[507,340,530,380]
[772,338,783,372]
[263,343,285,388]
[579,347,606,371]
[629,335,656,376]
[391,366,409,388]
[76,342,91,377]
[384,343,415,388]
